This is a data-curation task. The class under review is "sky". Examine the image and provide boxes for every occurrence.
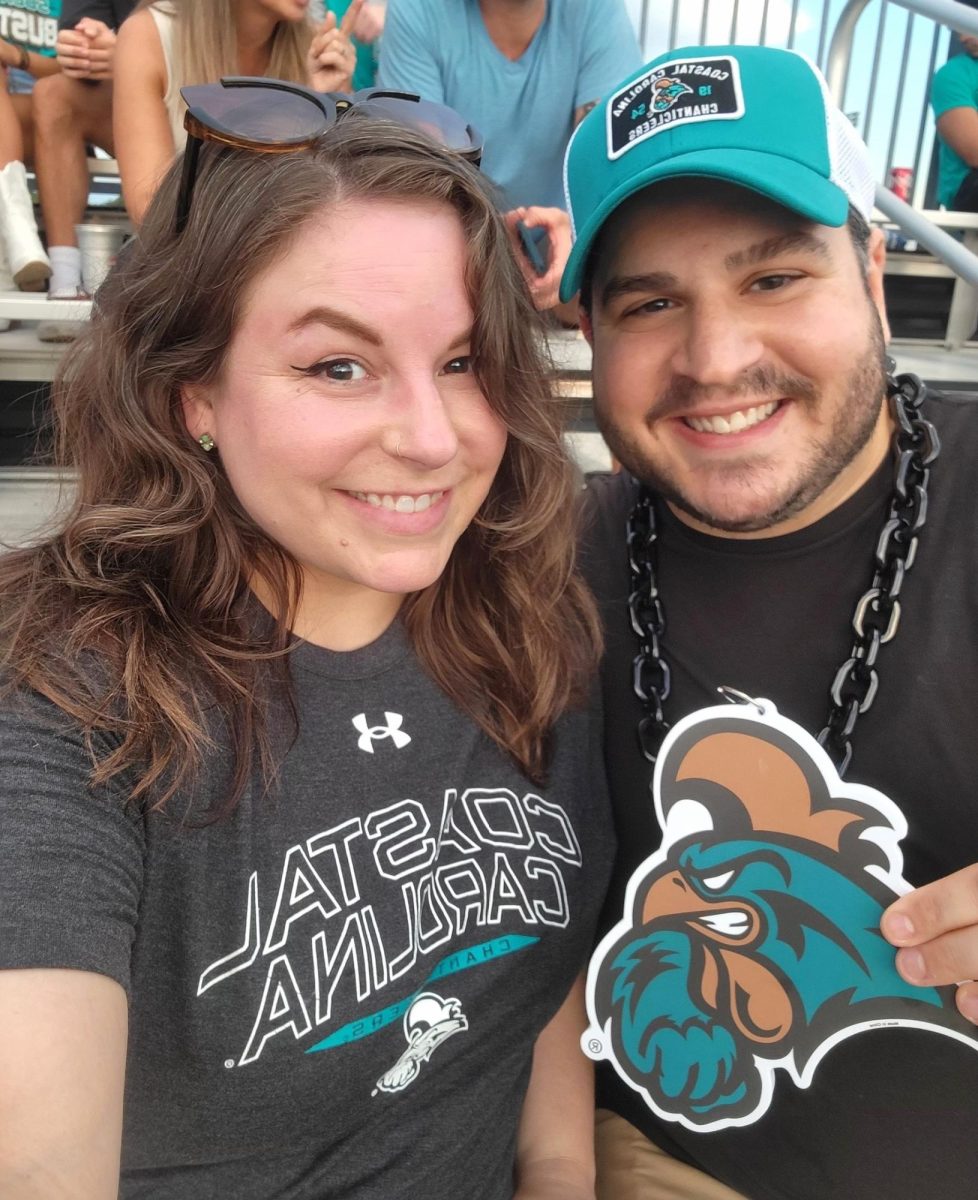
[622,0,956,206]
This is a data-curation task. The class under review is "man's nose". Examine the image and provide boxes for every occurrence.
[670,300,765,388]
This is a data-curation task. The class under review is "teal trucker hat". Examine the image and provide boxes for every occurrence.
[560,44,876,301]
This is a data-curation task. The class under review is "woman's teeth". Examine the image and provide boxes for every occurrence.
[685,400,779,435]
[349,491,445,513]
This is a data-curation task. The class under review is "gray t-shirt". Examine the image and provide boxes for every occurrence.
[0,619,613,1198]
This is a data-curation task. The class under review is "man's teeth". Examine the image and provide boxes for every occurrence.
[349,491,445,513]
[697,911,751,937]
[685,401,779,435]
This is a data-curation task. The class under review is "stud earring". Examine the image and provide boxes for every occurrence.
[198,433,216,453]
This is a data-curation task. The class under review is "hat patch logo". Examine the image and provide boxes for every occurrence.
[583,699,978,1132]
[607,56,745,161]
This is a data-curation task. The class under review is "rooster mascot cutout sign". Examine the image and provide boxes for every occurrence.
[585,698,978,1132]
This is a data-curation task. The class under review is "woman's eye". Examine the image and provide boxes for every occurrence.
[442,355,472,375]
[295,358,368,382]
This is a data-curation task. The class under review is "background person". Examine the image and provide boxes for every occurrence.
[33,2,137,307]
[931,24,978,211]
[377,0,640,313]
[563,43,978,1200]
[113,0,362,227]
[313,0,384,89]
[0,0,63,293]
[0,107,611,1198]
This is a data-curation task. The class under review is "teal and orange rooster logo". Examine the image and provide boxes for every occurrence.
[584,700,978,1132]
[651,76,694,112]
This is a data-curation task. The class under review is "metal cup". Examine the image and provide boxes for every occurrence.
[75,223,128,294]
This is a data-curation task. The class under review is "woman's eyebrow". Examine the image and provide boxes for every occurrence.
[287,305,382,345]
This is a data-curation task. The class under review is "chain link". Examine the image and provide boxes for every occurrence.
[627,373,938,776]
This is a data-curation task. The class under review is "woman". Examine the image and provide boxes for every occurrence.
[0,103,611,1198]
[114,0,362,224]
[0,28,61,291]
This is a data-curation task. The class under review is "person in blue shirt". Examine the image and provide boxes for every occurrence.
[931,30,978,210]
[378,0,640,313]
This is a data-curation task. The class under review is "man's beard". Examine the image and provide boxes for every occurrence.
[596,313,889,534]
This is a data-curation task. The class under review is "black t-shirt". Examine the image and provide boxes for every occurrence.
[59,0,135,30]
[582,390,978,1200]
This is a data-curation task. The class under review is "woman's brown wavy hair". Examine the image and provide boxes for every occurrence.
[0,115,600,816]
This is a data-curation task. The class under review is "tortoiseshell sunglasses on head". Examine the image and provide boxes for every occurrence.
[175,77,484,234]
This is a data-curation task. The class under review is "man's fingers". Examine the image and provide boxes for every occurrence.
[882,863,978,947]
[339,0,366,36]
[894,922,978,989]
[954,981,978,1025]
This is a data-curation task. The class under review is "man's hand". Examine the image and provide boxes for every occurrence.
[57,18,117,80]
[308,0,363,93]
[504,205,573,313]
[882,864,978,1023]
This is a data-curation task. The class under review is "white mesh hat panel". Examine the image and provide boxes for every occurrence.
[789,49,876,222]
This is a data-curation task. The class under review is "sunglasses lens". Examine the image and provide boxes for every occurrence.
[182,85,329,145]
[354,97,482,160]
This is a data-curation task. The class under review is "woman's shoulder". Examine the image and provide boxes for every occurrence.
[116,4,169,58]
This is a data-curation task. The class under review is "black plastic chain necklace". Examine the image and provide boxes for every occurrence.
[626,370,940,778]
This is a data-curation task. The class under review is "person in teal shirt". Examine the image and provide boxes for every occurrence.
[931,32,978,210]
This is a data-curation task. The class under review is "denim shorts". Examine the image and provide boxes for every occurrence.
[7,67,34,96]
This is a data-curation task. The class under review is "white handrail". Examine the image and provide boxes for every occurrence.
[827,0,978,315]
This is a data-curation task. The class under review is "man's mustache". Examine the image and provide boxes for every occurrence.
[649,366,819,424]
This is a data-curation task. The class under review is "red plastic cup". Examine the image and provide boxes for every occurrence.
[888,166,914,202]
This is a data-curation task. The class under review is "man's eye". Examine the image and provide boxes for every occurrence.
[626,297,673,316]
[296,358,368,382]
[442,355,472,375]
[751,273,799,292]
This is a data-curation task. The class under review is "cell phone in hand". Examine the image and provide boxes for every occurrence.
[516,220,550,277]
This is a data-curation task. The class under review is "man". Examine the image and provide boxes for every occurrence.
[932,23,978,211]
[378,0,640,310]
[33,0,135,341]
[563,44,978,1200]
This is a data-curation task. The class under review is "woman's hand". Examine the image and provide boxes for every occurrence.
[57,19,118,81]
[307,1,364,94]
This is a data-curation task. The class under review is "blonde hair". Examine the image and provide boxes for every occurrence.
[0,117,600,816]
[139,0,311,89]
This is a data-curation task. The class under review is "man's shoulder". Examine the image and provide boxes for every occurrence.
[926,388,978,451]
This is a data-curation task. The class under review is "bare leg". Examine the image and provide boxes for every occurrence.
[33,75,114,248]
[0,87,24,165]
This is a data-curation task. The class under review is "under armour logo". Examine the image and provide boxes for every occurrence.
[352,712,412,754]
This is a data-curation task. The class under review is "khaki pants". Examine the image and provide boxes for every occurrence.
[595,1109,749,1200]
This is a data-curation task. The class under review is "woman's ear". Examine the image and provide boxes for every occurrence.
[180,382,215,444]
